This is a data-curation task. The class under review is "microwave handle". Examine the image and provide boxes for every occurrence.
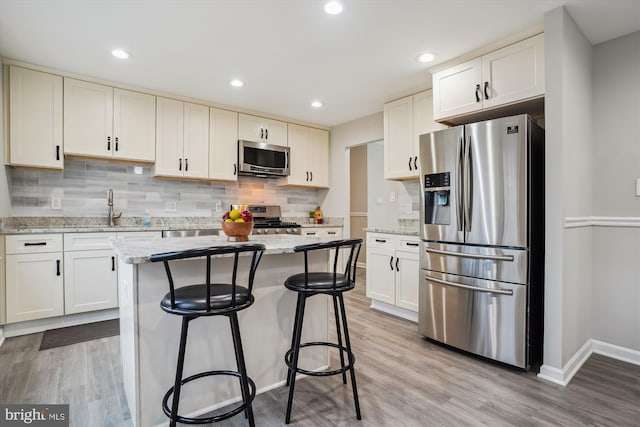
[285,148,289,170]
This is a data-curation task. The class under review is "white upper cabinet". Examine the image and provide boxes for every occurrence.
[8,66,63,169]
[209,107,239,181]
[281,124,329,188]
[384,90,446,180]
[238,114,287,146]
[64,78,156,162]
[155,97,210,179]
[433,34,545,121]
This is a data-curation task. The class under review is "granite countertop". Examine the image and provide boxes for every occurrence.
[112,234,325,264]
[364,227,419,236]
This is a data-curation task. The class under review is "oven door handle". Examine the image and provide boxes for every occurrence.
[425,276,513,296]
[425,247,514,262]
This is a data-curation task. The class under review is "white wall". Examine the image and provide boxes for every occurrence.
[591,31,640,351]
[543,6,594,371]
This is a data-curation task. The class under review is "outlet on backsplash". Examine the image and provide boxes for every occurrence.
[165,201,177,212]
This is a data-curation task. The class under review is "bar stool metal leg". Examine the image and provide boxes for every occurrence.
[170,317,191,427]
[332,295,347,384]
[285,293,307,424]
[286,295,302,387]
[229,312,255,427]
[338,294,361,420]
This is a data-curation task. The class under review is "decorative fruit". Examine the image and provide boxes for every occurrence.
[234,218,245,223]
[241,210,253,222]
[229,209,242,220]
[224,218,234,223]
[222,211,230,220]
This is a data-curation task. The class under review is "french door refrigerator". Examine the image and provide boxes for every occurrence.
[418,114,544,369]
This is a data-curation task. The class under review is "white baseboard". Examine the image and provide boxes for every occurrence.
[592,339,640,366]
[538,338,640,386]
[370,299,418,323]
[3,309,119,338]
[0,327,4,348]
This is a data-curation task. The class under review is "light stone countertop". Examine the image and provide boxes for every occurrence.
[112,233,325,264]
[364,227,419,236]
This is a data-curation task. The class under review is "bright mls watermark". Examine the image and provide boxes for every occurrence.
[0,405,68,426]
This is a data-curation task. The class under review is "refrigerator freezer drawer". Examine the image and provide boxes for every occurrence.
[419,271,527,368]
[420,242,527,285]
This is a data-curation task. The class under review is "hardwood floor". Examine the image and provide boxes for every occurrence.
[1,267,638,426]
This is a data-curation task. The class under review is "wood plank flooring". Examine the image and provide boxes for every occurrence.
[1,267,638,426]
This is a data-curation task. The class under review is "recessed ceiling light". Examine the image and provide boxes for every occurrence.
[111,49,130,59]
[324,1,343,15]
[417,52,436,63]
[230,79,244,88]
[311,100,324,108]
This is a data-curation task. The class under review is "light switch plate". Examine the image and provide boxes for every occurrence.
[51,197,61,210]
[389,191,396,202]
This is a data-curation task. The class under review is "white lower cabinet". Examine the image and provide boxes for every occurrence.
[64,233,118,314]
[5,234,64,323]
[301,227,343,270]
[366,232,420,319]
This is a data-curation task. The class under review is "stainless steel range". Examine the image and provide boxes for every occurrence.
[230,204,301,235]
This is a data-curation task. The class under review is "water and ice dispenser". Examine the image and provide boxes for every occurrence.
[423,172,451,225]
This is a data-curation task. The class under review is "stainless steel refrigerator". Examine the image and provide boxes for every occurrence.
[418,114,544,369]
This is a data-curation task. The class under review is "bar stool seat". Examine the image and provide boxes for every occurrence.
[150,244,265,427]
[283,238,363,424]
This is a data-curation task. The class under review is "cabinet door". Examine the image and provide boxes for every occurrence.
[384,96,415,180]
[365,246,396,304]
[482,34,545,109]
[286,123,311,186]
[154,97,184,177]
[183,102,209,179]
[413,90,447,173]
[64,78,113,158]
[395,250,419,312]
[308,128,329,187]
[64,249,118,314]
[8,66,63,169]
[113,89,156,162]
[6,253,64,323]
[209,108,238,181]
[238,114,264,143]
[262,117,287,146]
[432,58,482,121]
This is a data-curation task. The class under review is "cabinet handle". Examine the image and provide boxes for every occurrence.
[24,242,47,246]
[56,259,61,276]
[260,128,264,139]
[56,145,60,161]
[484,81,489,100]
[111,256,115,271]
[179,158,182,171]
[310,171,313,181]
[265,128,268,139]
[414,156,418,170]
[115,137,119,151]
[375,239,386,243]
[328,231,337,235]
[107,136,111,150]
[395,257,399,271]
[408,157,412,171]
[233,163,237,175]
[406,242,419,247]
[306,231,316,236]
[389,256,394,270]
[185,158,189,171]
[475,84,481,103]
[306,171,309,182]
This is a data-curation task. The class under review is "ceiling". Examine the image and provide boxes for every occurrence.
[0,0,639,128]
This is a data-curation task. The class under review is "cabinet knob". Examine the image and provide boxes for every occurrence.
[265,128,268,139]
[107,136,111,151]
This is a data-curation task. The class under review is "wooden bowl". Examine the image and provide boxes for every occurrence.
[221,221,254,242]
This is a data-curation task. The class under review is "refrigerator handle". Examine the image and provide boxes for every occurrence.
[425,247,514,262]
[425,276,514,296]
[464,136,472,232]
[456,137,464,232]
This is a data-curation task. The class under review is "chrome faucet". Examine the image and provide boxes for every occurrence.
[108,189,122,227]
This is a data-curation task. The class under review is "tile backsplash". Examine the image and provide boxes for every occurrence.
[8,158,321,218]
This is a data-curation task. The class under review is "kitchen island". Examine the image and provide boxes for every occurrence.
[112,234,330,427]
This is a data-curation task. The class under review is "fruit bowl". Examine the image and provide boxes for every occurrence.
[221,221,254,242]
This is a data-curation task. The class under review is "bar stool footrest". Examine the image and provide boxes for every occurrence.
[162,370,256,424]
[285,341,355,377]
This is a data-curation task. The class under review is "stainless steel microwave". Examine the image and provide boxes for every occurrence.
[238,140,290,177]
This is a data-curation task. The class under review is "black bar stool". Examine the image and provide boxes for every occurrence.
[149,243,265,427]
[283,238,363,424]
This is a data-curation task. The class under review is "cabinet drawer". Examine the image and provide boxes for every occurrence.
[6,234,63,254]
[367,233,397,248]
[64,232,117,251]
[399,238,421,253]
